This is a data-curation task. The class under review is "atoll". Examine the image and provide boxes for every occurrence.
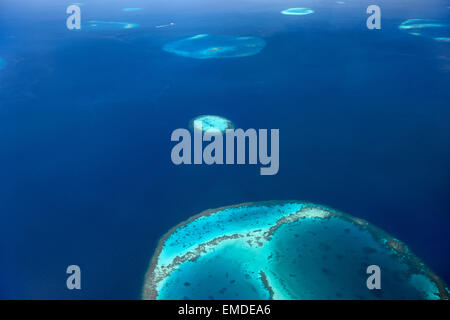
[281,8,314,16]
[143,201,450,300]
[163,34,266,59]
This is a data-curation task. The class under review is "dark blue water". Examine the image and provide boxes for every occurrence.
[0,0,449,299]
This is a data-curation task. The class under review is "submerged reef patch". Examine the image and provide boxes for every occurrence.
[434,37,450,43]
[0,57,6,70]
[399,19,450,43]
[84,20,138,30]
[163,34,266,59]
[122,8,141,12]
[189,115,234,134]
[281,8,314,16]
[156,22,176,29]
[143,201,450,300]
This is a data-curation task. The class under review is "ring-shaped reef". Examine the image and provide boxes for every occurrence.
[399,19,450,43]
[143,201,449,300]
[84,21,139,30]
[281,8,314,16]
[189,115,234,134]
[163,34,266,59]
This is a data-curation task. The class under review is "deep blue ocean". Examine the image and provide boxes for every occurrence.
[0,0,449,299]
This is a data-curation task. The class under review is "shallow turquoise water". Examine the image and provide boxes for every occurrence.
[158,243,271,300]
[158,202,305,265]
[281,8,314,16]
[399,19,450,42]
[189,115,234,133]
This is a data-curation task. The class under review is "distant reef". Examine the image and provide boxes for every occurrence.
[163,34,266,59]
